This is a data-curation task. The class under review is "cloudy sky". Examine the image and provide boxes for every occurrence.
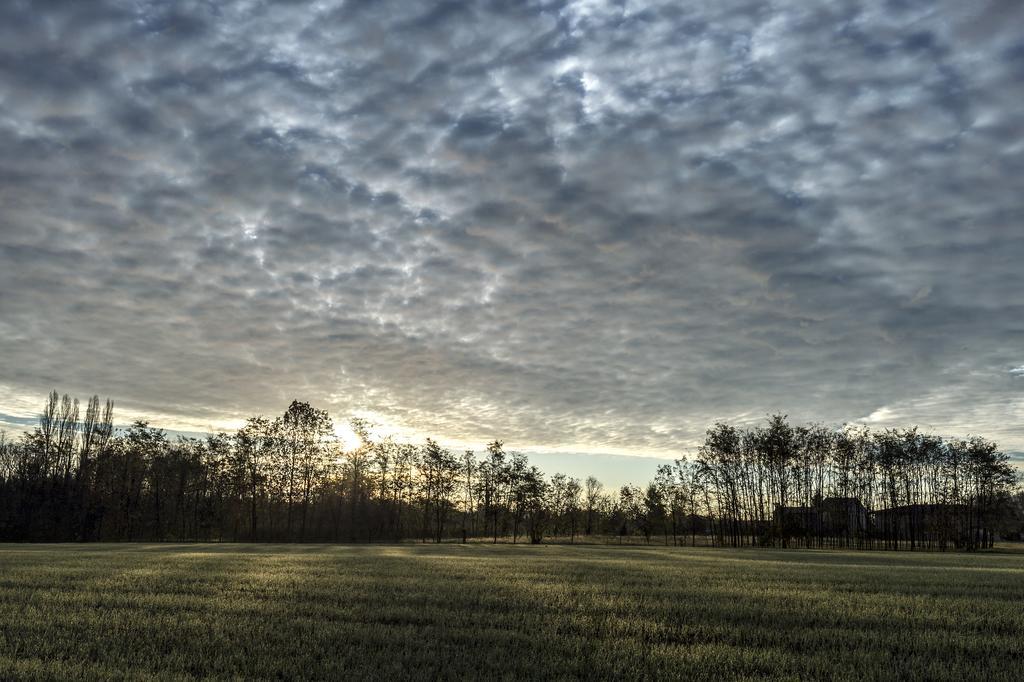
[1,0,1022,482]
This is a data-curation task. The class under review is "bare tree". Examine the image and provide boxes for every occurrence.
[584,476,603,536]
[565,476,582,543]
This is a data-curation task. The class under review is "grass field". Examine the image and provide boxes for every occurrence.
[1,544,1022,680]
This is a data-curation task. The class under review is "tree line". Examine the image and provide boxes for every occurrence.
[0,391,1020,549]
[686,416,1019,550]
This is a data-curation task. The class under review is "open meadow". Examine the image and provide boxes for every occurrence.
[1,544,1022,680]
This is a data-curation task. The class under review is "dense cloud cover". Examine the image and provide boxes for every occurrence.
[1,0,1022,459]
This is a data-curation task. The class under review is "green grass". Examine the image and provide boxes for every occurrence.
[1,544,1022,680]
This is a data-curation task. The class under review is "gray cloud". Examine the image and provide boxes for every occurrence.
[1,0,1022,459]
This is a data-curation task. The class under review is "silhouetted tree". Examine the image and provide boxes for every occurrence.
[1,391,1017,549]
